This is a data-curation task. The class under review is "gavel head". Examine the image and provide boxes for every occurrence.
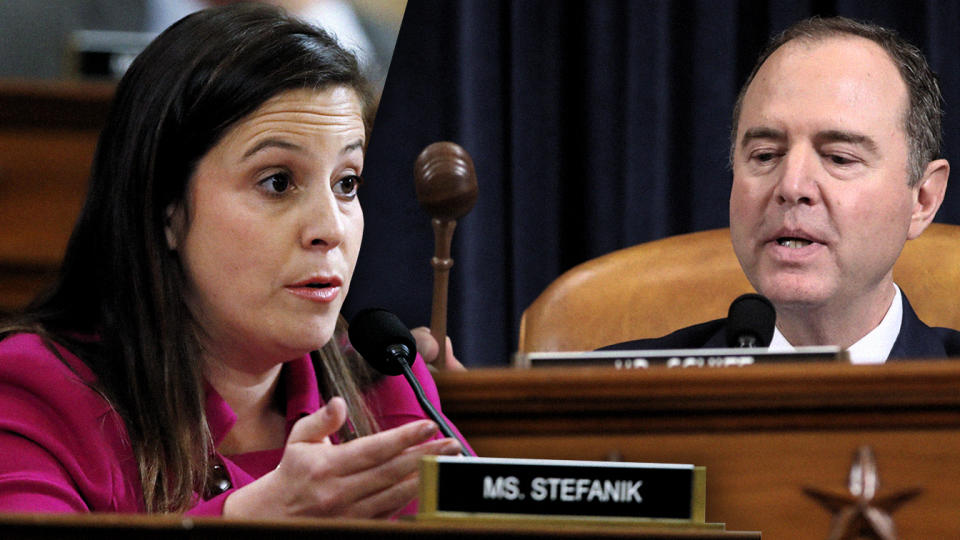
[414,141,478,221]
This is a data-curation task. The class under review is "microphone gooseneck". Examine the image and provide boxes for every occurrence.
[725,293,776,348]
[348,308,473,456]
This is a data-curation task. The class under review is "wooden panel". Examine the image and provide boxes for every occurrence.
[0,129,96,264]
[465,430,958,540]
[435,363,960,540]
[0,80,111,311]
[0,80,113,129]
[0,512,759,539]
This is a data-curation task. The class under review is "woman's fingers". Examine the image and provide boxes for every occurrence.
[348,471,421,519]
[335,438,462,517]
[318,419,440,475]
[287,430,459,517]
[286,397,347,445]
[333,437,462,501]
[229,400,462,519]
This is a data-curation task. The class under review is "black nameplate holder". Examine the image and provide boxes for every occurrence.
[417,456,719,528]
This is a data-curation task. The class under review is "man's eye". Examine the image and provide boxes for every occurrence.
[259,172,292,194]
[828,155,853,165]
[755,152,776,163]
[334,175,363,198]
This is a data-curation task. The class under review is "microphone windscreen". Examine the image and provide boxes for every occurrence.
[348,308,417,375]
[725,293,776,347]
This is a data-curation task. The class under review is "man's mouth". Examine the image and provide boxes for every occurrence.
[777,237,813,249]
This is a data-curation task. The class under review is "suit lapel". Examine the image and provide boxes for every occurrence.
[889,294,945,360]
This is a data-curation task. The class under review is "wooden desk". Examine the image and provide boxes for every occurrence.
[435,362,960,539]
[0,512,758,539]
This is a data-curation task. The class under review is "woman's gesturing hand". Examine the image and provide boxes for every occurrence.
[223,397,462,519]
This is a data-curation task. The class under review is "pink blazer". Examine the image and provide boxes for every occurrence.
[0,333,469,514]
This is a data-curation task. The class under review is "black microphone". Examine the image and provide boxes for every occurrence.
[348,308,473,456]
[725,293,776,348]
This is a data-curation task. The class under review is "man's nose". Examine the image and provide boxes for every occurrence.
[774,147,821,206]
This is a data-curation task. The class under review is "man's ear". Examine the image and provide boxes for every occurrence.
[908,158,949,240]
[164,203,184,250]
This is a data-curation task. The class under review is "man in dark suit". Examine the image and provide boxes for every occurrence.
[611,17,958,362]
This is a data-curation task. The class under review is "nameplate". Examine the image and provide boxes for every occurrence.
[514,346,845,369]
[418,456,708,525]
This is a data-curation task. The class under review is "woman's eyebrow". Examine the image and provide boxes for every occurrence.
[241,138,364,160]
[242,138,303,160]
[341,139,364,155]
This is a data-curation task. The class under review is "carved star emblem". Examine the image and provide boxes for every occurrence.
[802,446,922,540]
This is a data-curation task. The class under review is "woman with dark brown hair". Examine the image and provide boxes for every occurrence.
[0,3,465,517]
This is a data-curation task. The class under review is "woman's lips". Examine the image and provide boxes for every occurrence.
[286,276,342,303]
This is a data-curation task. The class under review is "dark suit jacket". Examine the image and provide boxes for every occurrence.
[604,294,960,359]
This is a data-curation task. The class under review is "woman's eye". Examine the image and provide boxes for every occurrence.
[258,172,292,195]
[334,175,363,198]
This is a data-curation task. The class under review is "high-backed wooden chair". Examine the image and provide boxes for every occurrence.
[518,223,960,352]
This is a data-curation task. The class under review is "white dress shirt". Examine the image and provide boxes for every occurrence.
[767,285,903,364]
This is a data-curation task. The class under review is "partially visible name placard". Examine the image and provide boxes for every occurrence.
[417,456,720,528]
[513,346,846,369]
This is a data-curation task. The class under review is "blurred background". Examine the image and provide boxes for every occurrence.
[0,0,405,95]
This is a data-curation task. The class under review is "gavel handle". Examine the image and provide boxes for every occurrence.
[430,218,456,368]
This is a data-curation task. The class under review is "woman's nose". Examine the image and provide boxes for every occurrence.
[301,188,345,250]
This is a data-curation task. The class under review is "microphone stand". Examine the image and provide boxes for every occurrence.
[387,345,474,456]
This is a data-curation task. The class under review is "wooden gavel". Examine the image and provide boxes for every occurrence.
[413,142,478,369]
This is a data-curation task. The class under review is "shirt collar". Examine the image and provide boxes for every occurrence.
[204,354,322,448]
[282,354,322,432]
[766,284,902,364]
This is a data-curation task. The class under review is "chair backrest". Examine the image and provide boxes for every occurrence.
[518,223,960,352]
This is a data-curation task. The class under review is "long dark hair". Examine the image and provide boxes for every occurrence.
[1,4,376,512]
